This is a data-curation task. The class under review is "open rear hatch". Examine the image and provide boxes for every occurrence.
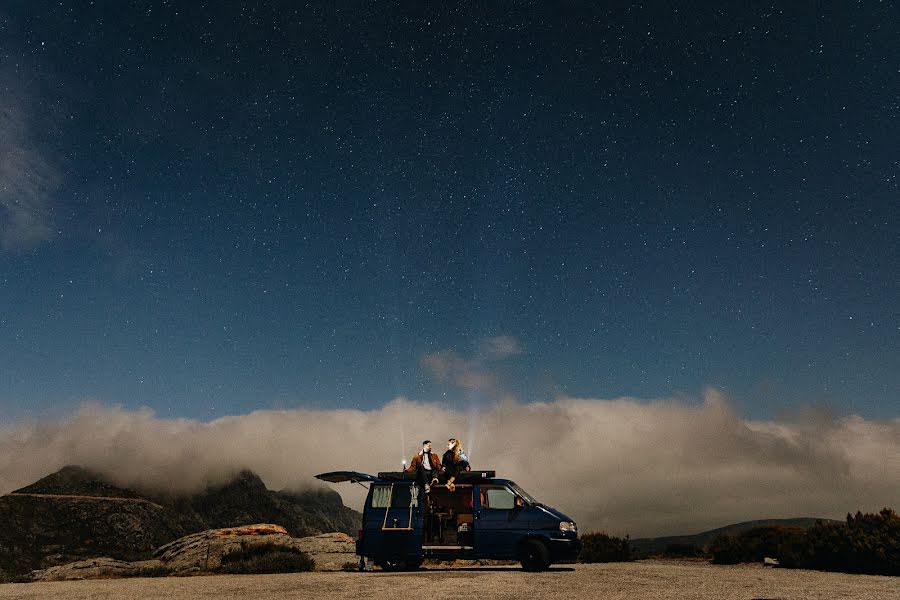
[315,471,378,484]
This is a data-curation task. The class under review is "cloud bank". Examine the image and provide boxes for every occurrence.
[1,390,897,537]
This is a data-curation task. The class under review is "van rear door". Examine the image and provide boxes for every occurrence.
[365,481,424,566]
[370,482,421,531]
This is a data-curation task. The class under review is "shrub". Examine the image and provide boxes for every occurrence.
[710,525,806,564]
[579,532,631,563]
[709,533,743,564]
[663,543,704,558]
[218,542,315,574]
[710,509,899,576]
[801,508,900,576]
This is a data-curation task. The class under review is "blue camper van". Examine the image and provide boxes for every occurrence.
[316,469,581,571]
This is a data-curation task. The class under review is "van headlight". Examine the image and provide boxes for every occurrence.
[559,521,577,533]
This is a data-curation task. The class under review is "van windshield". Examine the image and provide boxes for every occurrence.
[508,482,538,505]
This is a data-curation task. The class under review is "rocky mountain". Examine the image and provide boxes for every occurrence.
[0,466,360,581]
[13,465,144,499]
[162,470,360,537]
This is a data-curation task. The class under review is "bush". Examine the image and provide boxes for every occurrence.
[710,525,806,564]
[710,509,899,576]
[709,532,743,564]
[218,542,315,574]
[800,508,900,575]
[663,543,704,558]
[579,532,631,563]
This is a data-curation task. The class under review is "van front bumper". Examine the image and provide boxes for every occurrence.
[548,537,582,563]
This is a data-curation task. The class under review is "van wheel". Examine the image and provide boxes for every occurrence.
[379,558,404,571]
[519,539,551,571]
[404,557,423,571]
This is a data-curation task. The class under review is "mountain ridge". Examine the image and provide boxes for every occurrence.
[0,465,360,581]
[629,517,840,557]
[13,465,144,499]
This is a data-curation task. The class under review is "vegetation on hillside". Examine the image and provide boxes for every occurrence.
[709,525,807,564]
[710,508,899,576]
[580,508,898,577]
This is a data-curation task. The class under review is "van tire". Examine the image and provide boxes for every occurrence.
[378,559,403,571]
[405,557,423,570]
[519,539,551,571]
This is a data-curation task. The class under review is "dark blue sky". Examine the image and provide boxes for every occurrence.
[1,2,897,421]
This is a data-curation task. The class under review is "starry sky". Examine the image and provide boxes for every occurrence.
[1,2,898,422]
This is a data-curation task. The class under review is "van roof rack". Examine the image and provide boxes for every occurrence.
[376,470,496,482]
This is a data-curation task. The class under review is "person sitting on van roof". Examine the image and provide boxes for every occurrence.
[405,440,441,492]
[441,438,470,492]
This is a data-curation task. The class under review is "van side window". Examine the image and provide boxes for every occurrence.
[371,484,392,508]
[369,484,415,508]
[390,484,413,508]
[482,486,516,510]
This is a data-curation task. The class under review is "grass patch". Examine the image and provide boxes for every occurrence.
[218,542,315,574]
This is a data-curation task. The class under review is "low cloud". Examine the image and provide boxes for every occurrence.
[1,390,897,537]
[421,335,522,391]
[480,335,523,360]
[421,350,497,391]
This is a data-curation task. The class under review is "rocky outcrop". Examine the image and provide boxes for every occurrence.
[291,532,357,571]
[28,525,357,581]
[0,466,361,581]
[153,524,291,571]
[152,526,355,572]
[27,558,167,582]
[0,492,188,578]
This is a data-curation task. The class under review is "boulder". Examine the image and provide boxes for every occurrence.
[154,524,291,571]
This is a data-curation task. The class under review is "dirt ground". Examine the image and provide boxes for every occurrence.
[1,560,896,600]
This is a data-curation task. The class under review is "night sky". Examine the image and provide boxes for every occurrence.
[1,2,898,422]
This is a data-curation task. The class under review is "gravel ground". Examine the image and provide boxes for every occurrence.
[1,560,896,600]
